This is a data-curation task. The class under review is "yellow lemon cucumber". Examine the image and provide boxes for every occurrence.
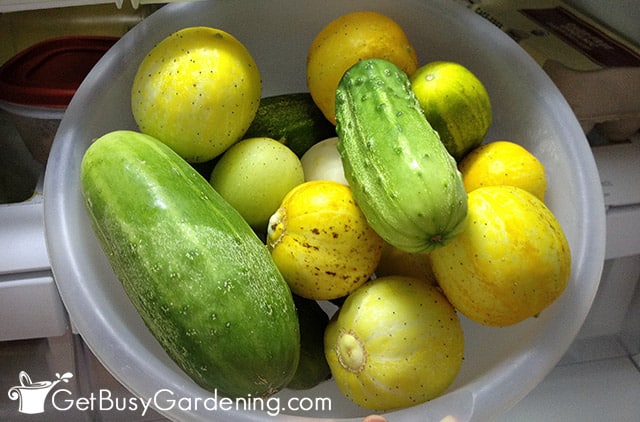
[325,276,464,411]
[430,185,571,326]
[307,11,419,125]
[131,26,261,162]
[267,181,383,300]
[459,140,547,201]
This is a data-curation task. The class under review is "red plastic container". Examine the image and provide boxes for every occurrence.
[0,36,118,163]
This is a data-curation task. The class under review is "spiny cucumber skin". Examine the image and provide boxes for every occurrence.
[335,59,468,253]
[80,130,299,398]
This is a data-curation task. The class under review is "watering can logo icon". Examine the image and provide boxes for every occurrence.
[8,371,73,414]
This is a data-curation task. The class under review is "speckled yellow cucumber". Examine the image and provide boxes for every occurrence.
[324,276,464,410]
[267,181,383,300]
[131,27,261,163]
[80,130,299,398]
[335,58,468,253]
[430,185,571,326]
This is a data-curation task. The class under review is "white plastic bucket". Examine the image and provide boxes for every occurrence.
[44,1,605,420]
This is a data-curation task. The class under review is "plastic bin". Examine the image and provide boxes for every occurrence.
[0,36,118,163]
[44,1,606,421]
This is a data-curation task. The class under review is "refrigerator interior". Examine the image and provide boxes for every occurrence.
[1,1,639,421]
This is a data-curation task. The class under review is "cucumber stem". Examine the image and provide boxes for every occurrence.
[336,330,366,373]
[267,208,286,249]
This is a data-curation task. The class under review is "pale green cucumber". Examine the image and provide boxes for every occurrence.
[335,59,468,253]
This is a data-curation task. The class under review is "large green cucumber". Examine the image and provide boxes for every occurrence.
[80,130,299,398]
[335,59,468,253]
[244,92,336,157]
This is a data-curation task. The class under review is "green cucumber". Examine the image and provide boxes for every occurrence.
[244,92,336,157]
[80,130,299,398]
[335,59,468,253]
[287,296,331,390]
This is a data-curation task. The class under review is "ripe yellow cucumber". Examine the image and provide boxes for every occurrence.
[80,130,299,398]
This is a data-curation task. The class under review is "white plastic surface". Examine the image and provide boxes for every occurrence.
[0,0,115,13]
[0,183,68,340]
[0,193,49,274]
[0,101,66,121]
[593,137,640,209]
[43,1,606,421]
[592,135,640,259]
[0,272,68,340]
[0,0,203,12]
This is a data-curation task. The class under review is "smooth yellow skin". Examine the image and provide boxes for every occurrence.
[430,186,571,327]
[267,181,383,300]
[324,276,464,411]
[459,140,547,201]
[131,27,261,162]
[307,11,419,125]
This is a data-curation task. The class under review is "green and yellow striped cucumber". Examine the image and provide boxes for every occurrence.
[244,92,336,157]
[335,59,468,253]
[410,61,492,161]
[80,130,299,398]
